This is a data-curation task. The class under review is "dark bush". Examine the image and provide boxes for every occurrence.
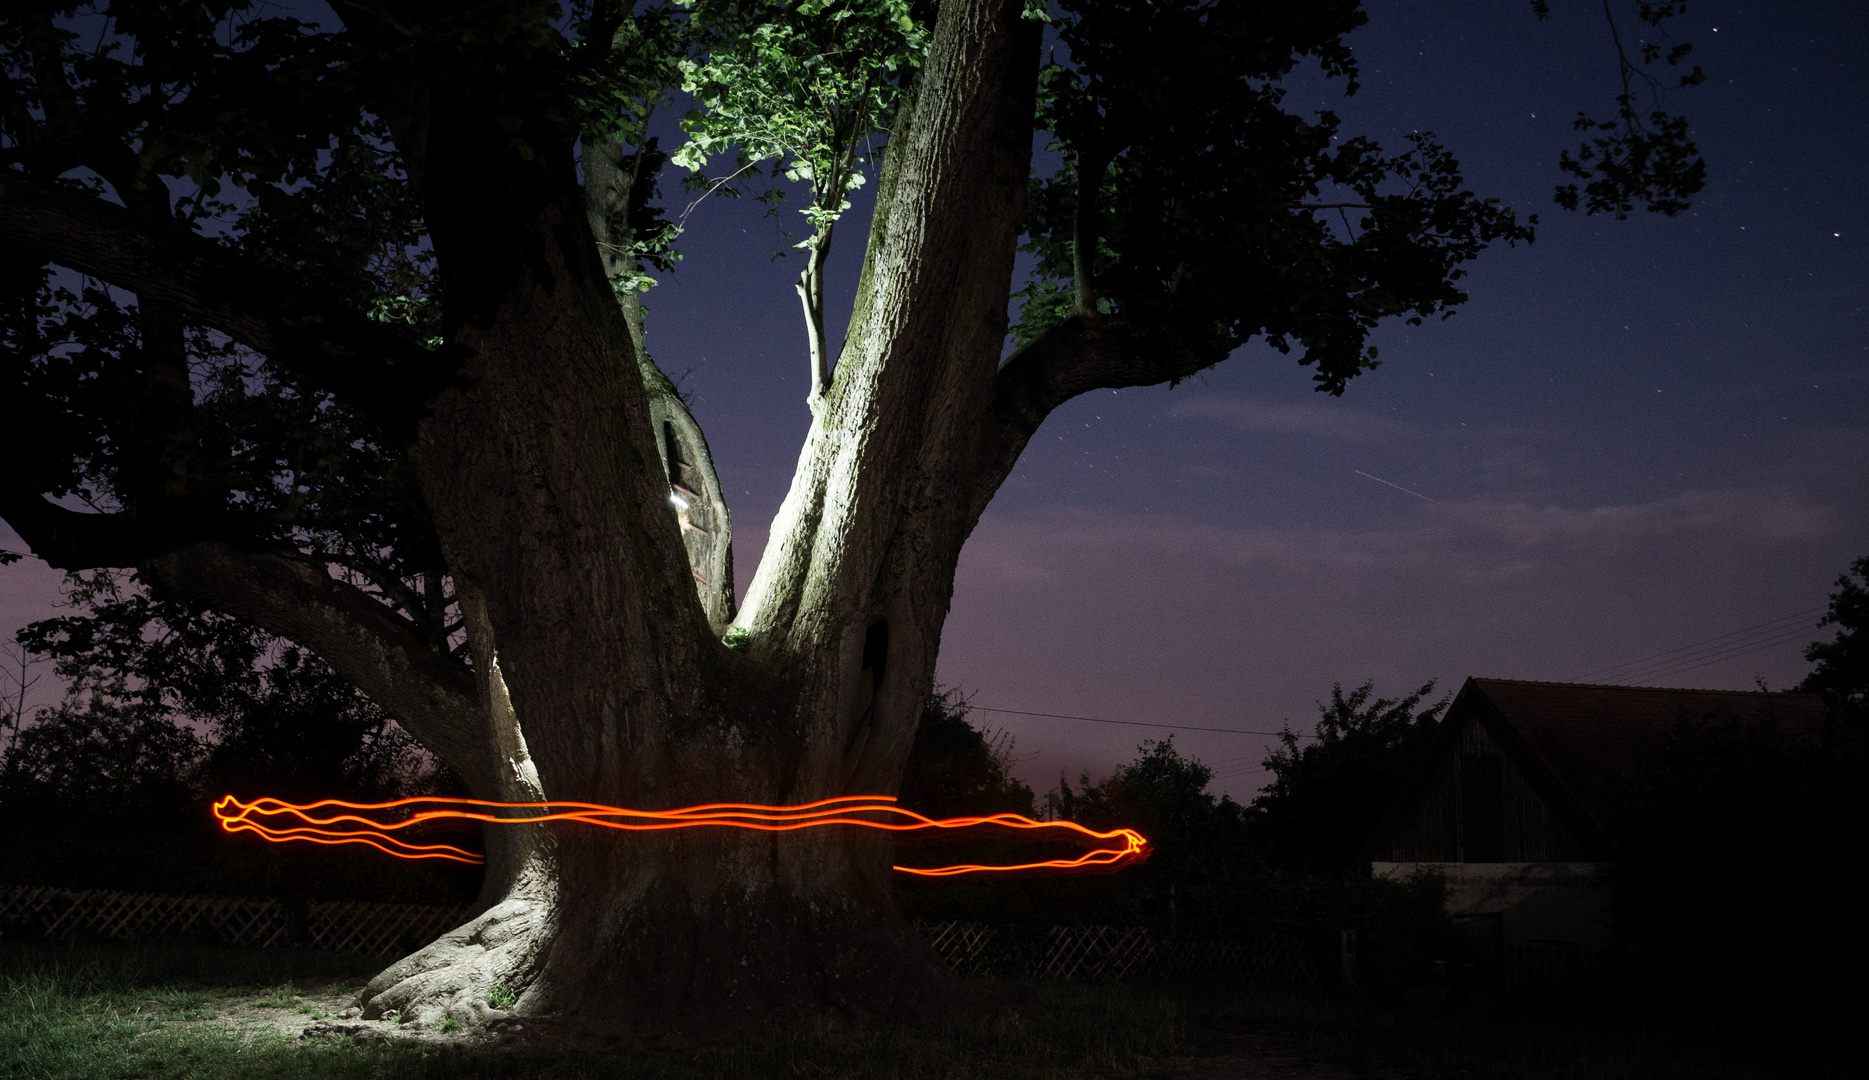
[1609,704,1866,1023]
[896,689,1035,819]
[1251,681,1446,874]
[894,706,1447,996]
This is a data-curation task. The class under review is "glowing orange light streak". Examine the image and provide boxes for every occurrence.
[212,794,1148,876]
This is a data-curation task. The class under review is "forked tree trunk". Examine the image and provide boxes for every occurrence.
[347,0,1040,1031]
[0,0,1222,1031]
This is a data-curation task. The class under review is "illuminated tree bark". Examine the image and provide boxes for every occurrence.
[360,0,1037,1027]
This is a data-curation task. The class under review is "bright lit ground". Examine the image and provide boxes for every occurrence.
[0,939,1843,1080]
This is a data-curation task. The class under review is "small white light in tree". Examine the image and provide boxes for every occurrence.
[668,491,690,511]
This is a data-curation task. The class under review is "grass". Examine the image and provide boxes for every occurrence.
[0,938,1846,1080]
[257,982,304,1009]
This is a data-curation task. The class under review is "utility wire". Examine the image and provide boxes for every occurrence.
[974,607,1828,745]
[1574,606,1825,685]
[972,609,1828,760]
[968,705,1314,739]
[1599,626,1821,686]
[1575,606,1821,679]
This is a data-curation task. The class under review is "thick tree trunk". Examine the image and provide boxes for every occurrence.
[352,580,559,1026]
[336,0,1043,1032]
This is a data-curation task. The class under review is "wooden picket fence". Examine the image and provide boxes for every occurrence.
[0,886,1314,984]
[0,886,468,956]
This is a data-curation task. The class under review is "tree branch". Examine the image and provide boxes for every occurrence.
[968,313,1227,522]
[0,175,445,432]
[0,490,488,786]
[583,134,738,630]
[137,539,491,790]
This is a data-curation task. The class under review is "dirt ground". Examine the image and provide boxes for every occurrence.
[155,977,483,1047]
[173,979,1387,1079]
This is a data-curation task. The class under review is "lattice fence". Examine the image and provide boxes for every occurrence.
[1,885,1319,979]
[0,887,290,947]
[1154,934,1316,987]
[914,920,1316,985]
[918,920,997,977]
[1040,924,1157,980]
[0,886,468,955]
[306,900,468,956]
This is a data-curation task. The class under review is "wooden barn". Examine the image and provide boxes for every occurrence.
[1363,677,1829,950]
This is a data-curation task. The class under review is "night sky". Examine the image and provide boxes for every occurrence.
[3,1,1865,801]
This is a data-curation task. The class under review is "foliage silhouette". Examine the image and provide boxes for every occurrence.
[1798,554,1868,725]
[1251,680,1447,874]
[2,574,464,900]
[1608,693,1864,1024]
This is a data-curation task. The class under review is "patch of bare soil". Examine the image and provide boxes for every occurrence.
[1149,1031,1409,1080]
[173,976,509,1049]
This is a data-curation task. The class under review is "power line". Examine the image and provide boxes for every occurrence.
[972,608,1828,745]
[1574,606,1825,684]
[1600,626,1819,686]
[1203,755,1268,768]
[1211,759,1272,773]
[968,705,1313,739]
[1606,625,1813,683]
[1575,606,1822,679]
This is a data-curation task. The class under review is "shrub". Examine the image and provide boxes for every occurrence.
[1609,704,1866,1023]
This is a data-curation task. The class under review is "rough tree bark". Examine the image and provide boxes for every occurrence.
[351,0,1045,1029]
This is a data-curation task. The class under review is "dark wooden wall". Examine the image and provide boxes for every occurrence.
[1380,716,1593,862]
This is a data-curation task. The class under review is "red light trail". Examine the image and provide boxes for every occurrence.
[211,794,1149,877]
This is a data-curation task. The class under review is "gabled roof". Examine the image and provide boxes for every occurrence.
[1364,678,1830,861]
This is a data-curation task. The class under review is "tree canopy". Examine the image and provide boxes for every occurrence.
[1252,680,1448,874]
[0,0,1701,587]
[1799,555,1868,724]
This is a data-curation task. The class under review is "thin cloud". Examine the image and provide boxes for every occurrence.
[1170,395,1410,442]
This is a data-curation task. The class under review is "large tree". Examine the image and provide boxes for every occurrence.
[0,0,1694,1030]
